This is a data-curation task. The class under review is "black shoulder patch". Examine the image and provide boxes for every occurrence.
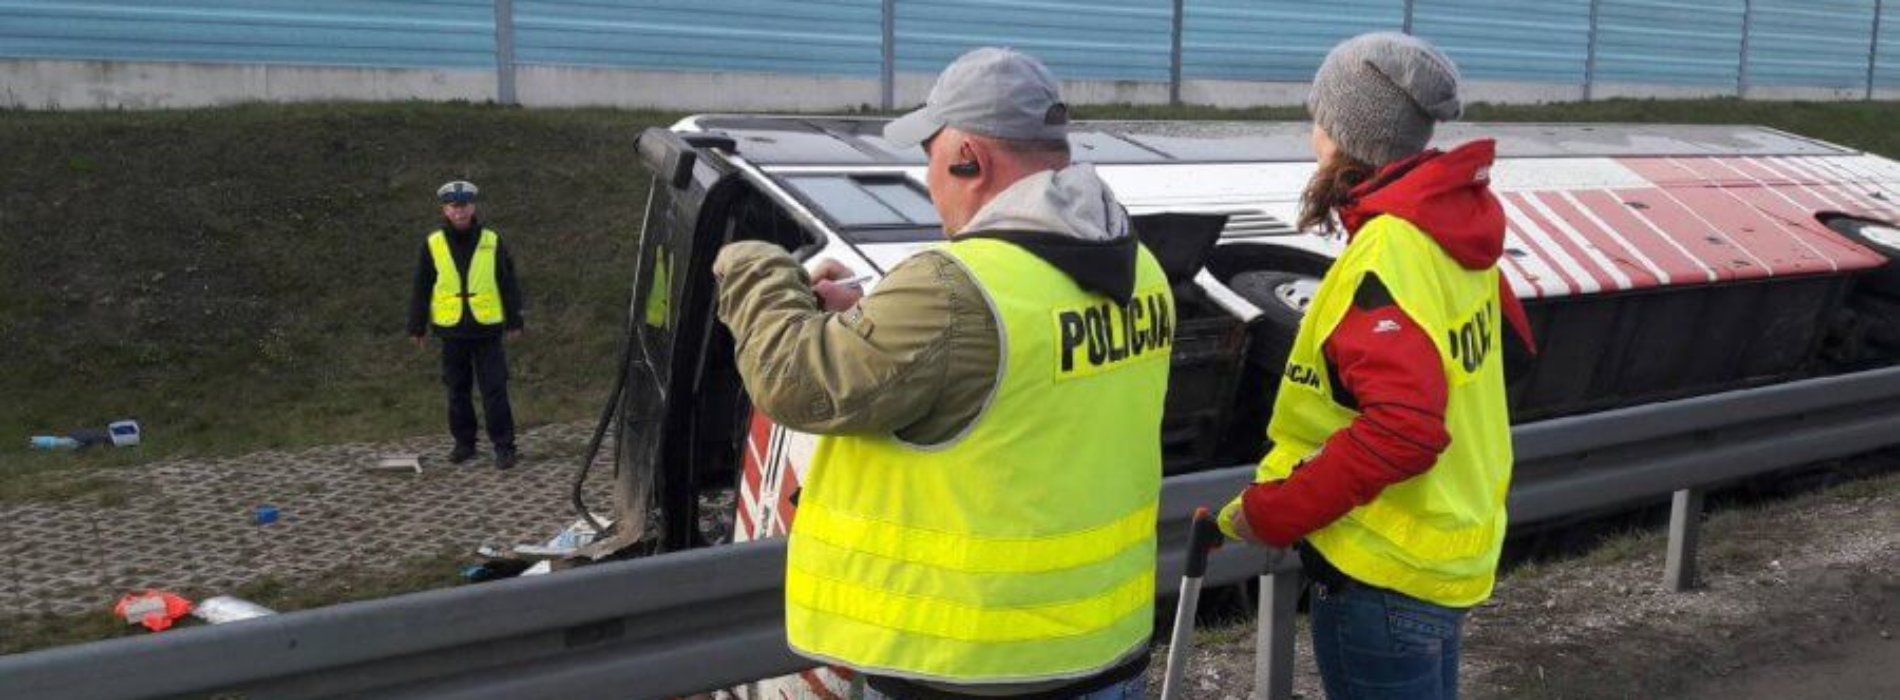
[1352,272,1396,311]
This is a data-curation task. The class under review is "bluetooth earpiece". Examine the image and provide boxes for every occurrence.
[948,161,981,177]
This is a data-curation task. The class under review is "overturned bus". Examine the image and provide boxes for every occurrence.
[587,117,1900,697]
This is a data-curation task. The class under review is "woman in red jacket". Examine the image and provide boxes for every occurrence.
[1221,33,1534,700]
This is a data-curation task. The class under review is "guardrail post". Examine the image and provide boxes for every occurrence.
[1584,0,1602,101]
[1169,0,1185,106]
[1402,0,1416,34]
[1252,562,1302,700]
[495,0,517,105]
[881,0,896,110]
[1664,487,1704,592]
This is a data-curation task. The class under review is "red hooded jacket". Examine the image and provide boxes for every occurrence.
[1239,140,1536,548]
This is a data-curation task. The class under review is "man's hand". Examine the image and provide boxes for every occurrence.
[813,279,865,312]
[809,259,865,312]
[810,258,855,283]
[411,334,427,350]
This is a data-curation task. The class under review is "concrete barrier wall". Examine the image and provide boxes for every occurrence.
[2,0,1894,111]
[0,60,495,109]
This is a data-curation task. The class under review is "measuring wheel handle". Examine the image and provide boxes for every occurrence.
[1160,507,1227,700]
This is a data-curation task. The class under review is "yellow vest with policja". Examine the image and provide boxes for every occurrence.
[784,237,1174,683]
[1241,214,1514,608]
[427,229,505,327]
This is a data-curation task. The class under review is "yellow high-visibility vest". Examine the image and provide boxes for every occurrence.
[427,229,504,327]
[1258,214,1514,608]
[784,237,1174,683]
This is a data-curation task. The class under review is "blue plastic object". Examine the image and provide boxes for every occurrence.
[29,435,81,450]
[253,505,280,526]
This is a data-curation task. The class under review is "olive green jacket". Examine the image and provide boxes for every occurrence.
[712,164,1140,448]
[712,242,998,445]
[711,164,1149,695]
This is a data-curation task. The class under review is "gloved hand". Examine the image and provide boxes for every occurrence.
[1220,489,1292,570]
[1217,495,1251,542]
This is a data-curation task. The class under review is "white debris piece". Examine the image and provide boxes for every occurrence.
[194,596,277,624]
[512,515,614,559]
[367,453,423,474]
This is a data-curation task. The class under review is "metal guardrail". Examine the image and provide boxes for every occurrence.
[5,366,1899,700]
[1247,364,1900,699]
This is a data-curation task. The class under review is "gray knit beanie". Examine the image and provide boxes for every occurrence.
[1307,32,1463,167]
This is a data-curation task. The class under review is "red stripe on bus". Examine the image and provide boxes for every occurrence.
[1780,157,1900,220]
[1728,157,1839,213]
[1571,189,1717,283]
[1657,163,1830,275]
[1504,191,1620,289]
[799,670,849,700]
[777,460,799,527]
[1613,186,1770,281]
[1533,191,1663,288]
[736,500,755,539]
[1756,157,1870,213]
[1700,159,1885,268]
[1498,252,1539,297]
[1505,220,1583,294]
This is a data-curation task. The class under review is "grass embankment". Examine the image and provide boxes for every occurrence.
[1,98,1895,501]
[0,104,676,493]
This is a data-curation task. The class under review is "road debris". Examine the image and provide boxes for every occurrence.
[512,516,612,559]
[28,435,81,450]
[27,420,142,451]
[462,559,533,582]
[367,453,423,475]
[194,596,276,624]
[114,590,192,632]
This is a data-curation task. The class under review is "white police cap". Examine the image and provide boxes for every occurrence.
[437,180,479,203]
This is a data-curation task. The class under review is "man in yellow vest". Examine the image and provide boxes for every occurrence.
[407,180,525,470]
[1219,34,1536,700]
[713,48,1170,699]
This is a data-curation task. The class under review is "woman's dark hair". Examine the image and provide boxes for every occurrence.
[1298,151,1375,233]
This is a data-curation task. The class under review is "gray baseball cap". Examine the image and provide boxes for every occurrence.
[884,47,1071,149]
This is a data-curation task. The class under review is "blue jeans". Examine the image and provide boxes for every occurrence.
[1310,579,1466,700]
[860,672,1147,700]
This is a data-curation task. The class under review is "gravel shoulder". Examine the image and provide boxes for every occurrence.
[1156,468,1900,699]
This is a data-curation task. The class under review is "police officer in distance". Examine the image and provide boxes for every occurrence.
[714,48,1170,699]
[407,180,525,470]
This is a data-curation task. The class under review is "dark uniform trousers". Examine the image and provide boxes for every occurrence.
[441,336,516,451]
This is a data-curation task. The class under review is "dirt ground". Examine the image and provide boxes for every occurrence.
[1155,468,1900,699]
[1678,628,1900,700]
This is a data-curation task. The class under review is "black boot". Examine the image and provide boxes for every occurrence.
[448,443,477,465]
[494,447,519,471]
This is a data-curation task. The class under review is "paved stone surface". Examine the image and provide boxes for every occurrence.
[1,422,626,616]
